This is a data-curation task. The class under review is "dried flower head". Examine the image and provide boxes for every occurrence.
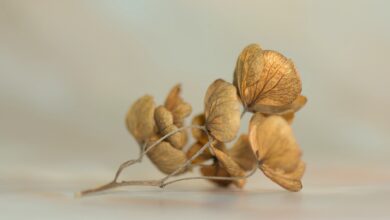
[146,136,188,175]
[229,135,257,171]
[186,140,226,164]
[262,95,307,124]
[78,43,308,197]
[191,114,209,144]
[154,106,187,149]
[200,163,233,187]
[164,84,192,127]
[249,113,305,192]
[234,44,303,114]
[126,95,156,145]
[204,79,241,143]
[197,143,245,188]
[213,147,246,188]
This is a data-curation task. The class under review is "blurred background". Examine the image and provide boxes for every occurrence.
[1,0,390,219]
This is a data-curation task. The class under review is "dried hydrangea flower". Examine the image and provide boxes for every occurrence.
[191,114,209,144]
[125,95,156,145]
[198,144,247,188]
[200,163,233,187]
[204,79,241,142]
[154,106,187,149]
[259,95,307,116]
[164,84,192,127]
[262,95,307,124]
[186,140,226,164]
[212,147,246,188]
[186,142,213,164]
[249,113,305,192]
[187,113,216,164]
[146,136,188,175]
[78,43,308,197]
[229,135,257,171]
[234,44,303,114]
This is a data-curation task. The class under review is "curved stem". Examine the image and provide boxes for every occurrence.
[161,163,258,188]
[161,141,210,182]
[113,125,207,182]
[76,180,161,197]
[113,143,146,182]
[77,125,209,197]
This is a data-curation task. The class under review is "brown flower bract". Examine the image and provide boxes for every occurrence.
[234,44,302,114]
[200,163,233,187]
[164,84,192,127]
[126,95,156,145]
[204,79,240,143]
[186,140,226,164]
[249,113,305,192]
[146,137,187,175]
[191,114,209,144]
[154,106,187,149]
[213,147,246,188]
[229,135,257,171]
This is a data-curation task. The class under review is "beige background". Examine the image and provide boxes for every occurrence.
[1,1,390,219]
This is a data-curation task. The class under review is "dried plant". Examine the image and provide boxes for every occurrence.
[164,84,192,127]
[77,43,308,197]
[233,44,304,115]
[249,113,305,191]
[204,79,241,143]
[229,135,257,171]
[125,95,156,145]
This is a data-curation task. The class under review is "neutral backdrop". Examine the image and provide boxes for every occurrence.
[1,1,390,219]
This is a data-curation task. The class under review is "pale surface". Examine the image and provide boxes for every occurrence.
[1,163,390,220]
[1,1,390,219]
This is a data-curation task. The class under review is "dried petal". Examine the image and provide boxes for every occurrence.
[213,147,246,188]
[204,79,240,142]
[164,127,187,150]
[229,135,257,171]
[281,112,295,124]
[186,141,213,164]
[164,84,192,127]
[191,114,209,144]
[154,106,187,149]
[200,164,233,187]
[146,138,187,175]
[154,106,174,131]
[261,161,305,192]
[249,113,305,191]
[233,44,264,108]
[234,45,302,114]
[254,95,307,115]
[126,95,156,145]
[186,140,227,164]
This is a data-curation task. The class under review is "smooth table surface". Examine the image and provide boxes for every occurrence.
[2,163,389,220]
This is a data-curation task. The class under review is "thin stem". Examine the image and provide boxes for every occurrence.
[77,141,211,196]
[76,181,117,197]
[113,125,207,182]
[161,163,258,188]
[76,180,161,197]
[161,141,210,182]
[77,125,209,197]
[144,125,205,155]
[113,143,146,181]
